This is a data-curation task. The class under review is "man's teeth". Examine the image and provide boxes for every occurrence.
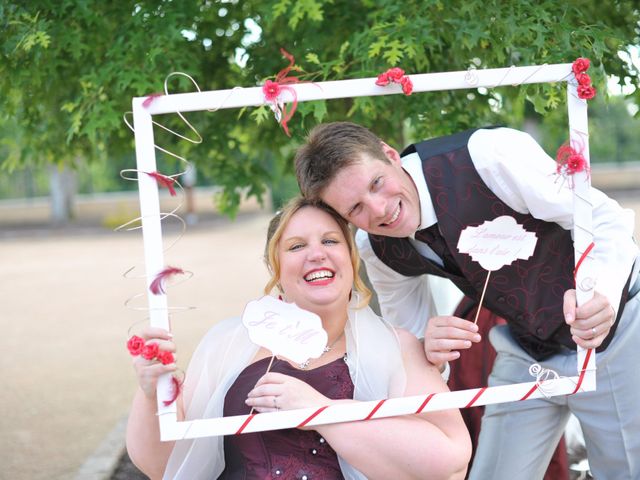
[383,206,400,225]
[305,270,334,281]
[389,206,400,223]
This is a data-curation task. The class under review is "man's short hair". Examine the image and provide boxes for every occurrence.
[295,122,390,200]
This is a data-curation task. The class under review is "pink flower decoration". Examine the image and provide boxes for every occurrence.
[566,154,586,174]
[127,335,145,356]
[577,84,596,100]
[375,67,413,96]
[262,80,281,102]
[571,57,596,101]
[157,350,175,365]
[375,72,390,86]
[572,57,591,75]
[575,72,591,86]
[555,143,589,187]
[387,67,405,82]
[401,76,413,95]
[141,343,160,360]
[262,48,301,137]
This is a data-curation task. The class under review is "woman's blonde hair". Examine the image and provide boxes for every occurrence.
[263,196,371,307]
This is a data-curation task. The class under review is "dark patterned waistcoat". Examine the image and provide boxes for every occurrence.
[369,128,620,360]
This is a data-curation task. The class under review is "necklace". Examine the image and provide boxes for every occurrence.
[298,332,345,369]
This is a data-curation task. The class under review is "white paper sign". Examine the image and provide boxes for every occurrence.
[241,296,328,364]
[457,215,538,271]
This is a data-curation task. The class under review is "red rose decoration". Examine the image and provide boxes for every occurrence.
[375,72,390,86]
[575,72,591,86]
[571,57,596,101]
[400,76,413,95]
[387,67,405,82]
[141,343,160,360]
[127,335,145,356]
[577,84,596,100]
[572,57,590,75]
[157,350,175,365]
[375,68,412,96]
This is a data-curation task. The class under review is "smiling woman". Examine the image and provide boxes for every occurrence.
[263,200,366,317]
[125,196,471,480]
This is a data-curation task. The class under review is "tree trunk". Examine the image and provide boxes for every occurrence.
[49,164,76,225]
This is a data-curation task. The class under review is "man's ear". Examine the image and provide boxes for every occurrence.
[381,142,402,165]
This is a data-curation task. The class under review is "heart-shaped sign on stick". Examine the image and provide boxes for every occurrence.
[457,216,538,323]
[241,296,328,364]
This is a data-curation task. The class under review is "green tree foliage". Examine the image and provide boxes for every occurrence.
[1,1,639,213]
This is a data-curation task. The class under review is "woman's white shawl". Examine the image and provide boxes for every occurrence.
[164,298,406,480]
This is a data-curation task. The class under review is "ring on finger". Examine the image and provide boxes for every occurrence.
[273,396,278,410]
[591,326,597,337]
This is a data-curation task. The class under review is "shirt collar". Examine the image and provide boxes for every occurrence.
[401,152,436,234]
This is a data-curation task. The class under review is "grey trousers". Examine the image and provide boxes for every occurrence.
[469,290,640,480]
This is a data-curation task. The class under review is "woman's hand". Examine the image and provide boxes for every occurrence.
[131,327,177,399]
[245,371,330,413]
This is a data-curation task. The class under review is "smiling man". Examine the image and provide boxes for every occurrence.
[295,121,640,480]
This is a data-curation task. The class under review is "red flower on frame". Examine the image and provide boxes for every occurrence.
[566,154,586,174]
[577,84,596,100]
[575,72,591,86]
[572,57,590,75]
[375,72,390,86]
[262,49,301,137]
[127,335,145,356]
[157,350,175,365]
[141,343,160,360]
[401,76,413,95]
[262,80,281,102]
[387,67,405,82]
[375,67,413,96]
[555,143,589,185]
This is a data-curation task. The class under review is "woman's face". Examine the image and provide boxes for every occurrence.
[277,206,353,313]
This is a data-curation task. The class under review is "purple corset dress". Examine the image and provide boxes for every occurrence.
[219,356,354,480]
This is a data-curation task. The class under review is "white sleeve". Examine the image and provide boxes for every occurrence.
[356,229,438,337]
[469,128,638,313]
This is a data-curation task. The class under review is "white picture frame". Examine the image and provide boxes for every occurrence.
[131,63,596,441]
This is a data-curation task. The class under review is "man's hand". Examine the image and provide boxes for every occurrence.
[564,289,615,349]
[423,316,482,369]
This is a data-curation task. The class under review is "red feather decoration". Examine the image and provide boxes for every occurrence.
[163,376,182,406]
[145,171,177,196]
[149,266,184,295]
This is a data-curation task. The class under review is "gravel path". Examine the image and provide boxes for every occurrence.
[1,211,272,480]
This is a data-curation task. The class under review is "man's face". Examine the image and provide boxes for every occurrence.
[320,148,421,238]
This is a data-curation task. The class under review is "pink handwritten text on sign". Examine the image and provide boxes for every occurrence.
[241,296,328,364]
[457,215,538,271]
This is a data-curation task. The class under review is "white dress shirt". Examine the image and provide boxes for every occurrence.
[357,127,639,337]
